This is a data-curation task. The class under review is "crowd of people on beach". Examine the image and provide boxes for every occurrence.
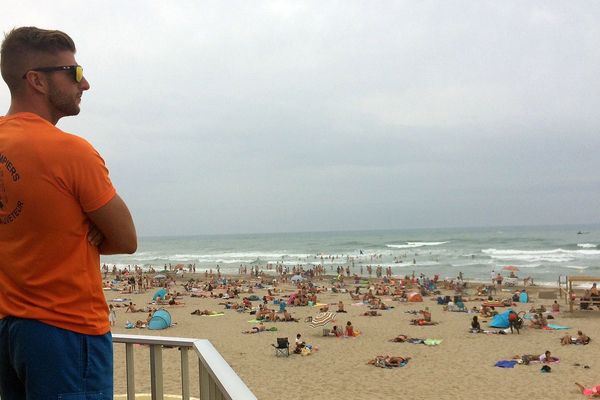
[102,263,599,395]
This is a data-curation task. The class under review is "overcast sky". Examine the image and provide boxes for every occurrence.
[2,1,600,236]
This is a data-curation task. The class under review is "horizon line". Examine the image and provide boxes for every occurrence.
[138,222,600,240]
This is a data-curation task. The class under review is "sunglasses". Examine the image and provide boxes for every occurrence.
[22,65,84,83]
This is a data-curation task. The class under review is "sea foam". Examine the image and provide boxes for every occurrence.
[386,241,448,249]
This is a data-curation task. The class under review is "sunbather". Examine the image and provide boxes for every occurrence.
[529,313,547,329]
[420,307,431,322]
[367,355,410,368]
[190,309,216,316]
[125,302,142,313]
[410,318,437,326]
[345,321,355,336]
[337,301,347,313]
[390,334,409,342]
[480,305,497,318]
[134,320,146,328]
[282,310,299,322]
[471,316,481,333]
[539,350,559,363]
[329,325,343,337]
[389,334,423,343]
[575,382,600,397]
[561,331,591,345]
[242,322,266,334]
[362,310,382,316]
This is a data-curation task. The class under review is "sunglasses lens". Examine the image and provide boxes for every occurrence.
[75,66,83,83]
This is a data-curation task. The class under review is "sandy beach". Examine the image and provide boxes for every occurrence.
[106,273,600,400]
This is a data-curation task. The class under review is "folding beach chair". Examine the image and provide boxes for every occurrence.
[272,337,290,357]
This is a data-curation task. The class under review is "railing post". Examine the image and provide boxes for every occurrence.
[112,334,257,400]
[125,343,136,400]
[150,344,164,400]
[209,380,217,399]
[199,358,210,400]
[180,347,190,400]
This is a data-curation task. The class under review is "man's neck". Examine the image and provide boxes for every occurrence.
[6,100,58,125]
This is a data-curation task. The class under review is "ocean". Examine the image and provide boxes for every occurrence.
[100,224,600,286]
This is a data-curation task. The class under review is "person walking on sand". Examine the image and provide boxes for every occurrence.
[109,304,117,327]
[0,27,137,398]
[508,310,520,334]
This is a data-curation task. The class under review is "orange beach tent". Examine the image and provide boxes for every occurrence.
[407,292,423,302]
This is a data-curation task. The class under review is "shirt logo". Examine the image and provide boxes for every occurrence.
[0,154,24,224]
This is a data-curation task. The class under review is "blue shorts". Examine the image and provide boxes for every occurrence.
[0,317,113,399]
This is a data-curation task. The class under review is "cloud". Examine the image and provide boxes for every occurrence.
[2,1,600,235]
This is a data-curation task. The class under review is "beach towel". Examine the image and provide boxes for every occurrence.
[495,360,518,368]
[483,301,507,307]
[423,339,443,346]
[247,319,262,323]
[206,313,225,317]
[546,324,570,330]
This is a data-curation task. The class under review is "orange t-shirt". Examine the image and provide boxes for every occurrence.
[0,112,116,335]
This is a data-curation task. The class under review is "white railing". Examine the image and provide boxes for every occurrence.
[112,334,257,400]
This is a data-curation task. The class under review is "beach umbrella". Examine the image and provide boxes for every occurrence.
[309,312,337,328]
[502,265,519,272]
[291,275,304,283]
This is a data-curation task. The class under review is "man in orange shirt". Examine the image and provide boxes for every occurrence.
[0,27,137,398]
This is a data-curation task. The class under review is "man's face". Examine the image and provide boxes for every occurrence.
[45,51,90,120]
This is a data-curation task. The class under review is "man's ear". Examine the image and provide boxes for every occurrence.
[24,71,48,95]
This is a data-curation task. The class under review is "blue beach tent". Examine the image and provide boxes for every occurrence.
[148,309,172,330]
[519,291,529,303]
[152,288,167,301]
[489,309,513,328]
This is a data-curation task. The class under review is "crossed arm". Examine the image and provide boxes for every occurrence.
[86,194,137,255]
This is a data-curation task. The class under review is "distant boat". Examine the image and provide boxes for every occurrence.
[577,231,590,235]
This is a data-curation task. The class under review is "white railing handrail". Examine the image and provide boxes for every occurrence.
[113,333,198,347]
[194,340,257,400]
[112,333,257,400]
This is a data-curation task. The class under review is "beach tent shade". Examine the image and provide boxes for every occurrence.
[291,275,304,282]
[519,292,529,303]
[153,288,167,301]
[148,309,171,330]
[309,312,337,328]
[154,274,167,280]
[503,265,519,272]
[407,292,423,302]
[489,309,512,328]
